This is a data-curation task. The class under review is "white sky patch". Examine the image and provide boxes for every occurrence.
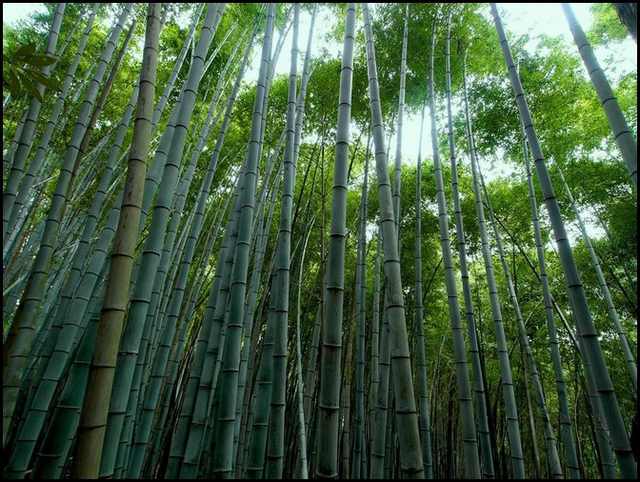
[3,2,46,26]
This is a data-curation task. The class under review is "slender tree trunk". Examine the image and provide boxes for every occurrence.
[427,11,482,479]
[294,216,315,478]
[368,227,381,467]
[449,44,494,479]
[211,5,275,477]
[480,172,563,479]
[316,4,356,478]
[234,80,283,481]
[164,171,241,478]
[352,130,369,479]
[3,6,130,448]
[5,8,97,241]
[562,3,637,187]
[78,18,137,160]
[392,4,409,241]
[5,188,125,478]
[30,84,138,404]
[264,4,299,477]
[414,92,435,479]
[34,277,107,478]
[3,3,66,240]
[71,5,162,476]
[362,3,424,477]
[491,5,636,477]
[557,166,637,393]
[152,5,203,127]
[467,98,526,481]
[517,118,582,478]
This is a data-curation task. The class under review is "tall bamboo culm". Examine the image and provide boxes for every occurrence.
[519,128,582,479]
[362,3,424,477]
[71,5,162,477]
[557,167,637,394]
[445,29,494,479]
[316,3,356,478]
[491,4,636,478]
[427,11,482,479]
[3,5,129,449]
[479,172,563,479]
[562,3,637,187]
[3,3,66,241]
[414,99,434,478]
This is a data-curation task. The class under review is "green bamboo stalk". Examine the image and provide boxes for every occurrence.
[562,3,636,187]
[5,8,97,240]
[152,5,203,127]
[263,4,299,478]
[3,6,131,448]
[340,323,353,478]
[518,127,582,478]
[468,148,525,479]
[295,215,316,478]
[4,188,124,478]
[578,337,618,478]
[233,127,287,473]
[104,19,239,477]
[70,5,162,476]
[241,153,287,477]
[245,276,278,478]
[234,164,281,472]
[362,3,424,477]
[3,3,66,240]
[165,164,244,478]
[211,5,276,477]
[480,172,563,479]
[137,8,206,231]
[94,6,223,477]
[352,130,370,479]
[450,42,494,480]
[235,13,292,478]
[160,26,256,481]
[491,5,636,477]
[125,42,246,475]
[368,226,381,468]
[557,166,637,393]
[316,3,356,478]
[197,177,247,472]
[392,4,409,241]
[78,18,137,159]
[427,11,482,479]
[29,85,138,403]
[138,195,229,476]
[34,275,107,478]
[414,98,435,479]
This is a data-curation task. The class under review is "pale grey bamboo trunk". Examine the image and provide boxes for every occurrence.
[3,3,66,240]
[557,167,637,393]
[492,5,636,477]
[363,3,424,477]
[562,3,637,187]
[316,3,356,478]
[519,130,581,479]
[427,12,482,479]
[3,6,131,448]
[479,172,563,479]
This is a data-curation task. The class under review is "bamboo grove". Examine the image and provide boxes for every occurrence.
[2,2,637,479]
